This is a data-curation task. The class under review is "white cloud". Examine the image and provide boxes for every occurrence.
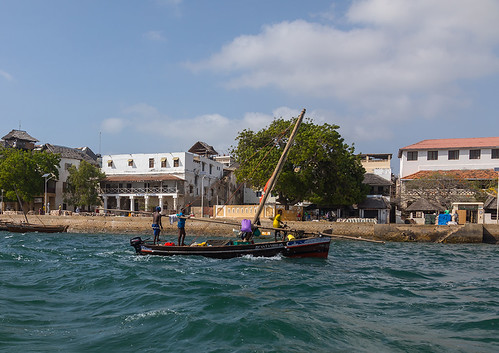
[0,70,13,81]
[186,0,499,137]
[143,30,166,42]
[102,104,312,153]
[101,118,128,134]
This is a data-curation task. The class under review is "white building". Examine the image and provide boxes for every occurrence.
[398,137,499,223]
[100,151,225,214]
[399,137,499,178]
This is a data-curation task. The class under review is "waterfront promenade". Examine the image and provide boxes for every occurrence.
[2,214,499,244]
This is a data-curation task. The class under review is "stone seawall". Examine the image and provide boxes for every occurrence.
[2,214,498,243]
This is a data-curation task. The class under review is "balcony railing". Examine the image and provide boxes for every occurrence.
[99,186,180,195]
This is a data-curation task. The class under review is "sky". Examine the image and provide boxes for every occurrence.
[1,0,499,175]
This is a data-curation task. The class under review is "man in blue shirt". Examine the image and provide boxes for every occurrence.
[177,208,189,246]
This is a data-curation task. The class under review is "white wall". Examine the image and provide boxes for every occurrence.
[400,148,499,178]
[101,152,225,205]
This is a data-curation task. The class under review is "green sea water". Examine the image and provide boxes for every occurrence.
[1,231,498,353]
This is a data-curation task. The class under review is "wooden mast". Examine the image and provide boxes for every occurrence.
[252,108,306,224]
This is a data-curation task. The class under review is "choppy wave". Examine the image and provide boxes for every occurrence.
[0,232,498,352]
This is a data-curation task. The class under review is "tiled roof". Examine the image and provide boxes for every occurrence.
[402,169,498,180]
[363,173,393,186]
[1,129,38,142]
[42,144,97,164]
[358,197,389,209]
[188,141,218,156]
[398,137,499,157]
[405,198,445,212]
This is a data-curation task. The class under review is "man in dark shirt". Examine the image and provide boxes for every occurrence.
[152,206,163,244]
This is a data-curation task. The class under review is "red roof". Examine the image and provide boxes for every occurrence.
[398,137,499,157]
[402,169,498,180]
[104,174,183,182]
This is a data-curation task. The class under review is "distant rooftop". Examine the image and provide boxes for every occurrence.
[41,144,98,165]
[188,141,218,156]
[2,129,39,142]
[401,169,498,180]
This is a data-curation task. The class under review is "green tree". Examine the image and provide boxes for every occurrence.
[0,147,60,203]
[230,117,368,205]
[64,160,106,210]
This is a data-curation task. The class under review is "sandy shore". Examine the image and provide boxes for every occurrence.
[0,214,334,237]
[3,214,496,243]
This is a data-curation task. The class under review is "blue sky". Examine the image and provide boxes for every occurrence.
[1,0,499,175]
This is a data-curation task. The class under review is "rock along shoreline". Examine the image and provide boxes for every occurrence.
[2,214,498,244]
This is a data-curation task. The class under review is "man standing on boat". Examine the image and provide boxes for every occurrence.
[177,208,188,246]
[273,209,284,240]
[152,206,163,244]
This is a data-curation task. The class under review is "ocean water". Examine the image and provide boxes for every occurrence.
[0,231,498,353]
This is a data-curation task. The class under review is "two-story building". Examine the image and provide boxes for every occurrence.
[99,145,225,214]
[398,137,499,223]
[38,144,100,212]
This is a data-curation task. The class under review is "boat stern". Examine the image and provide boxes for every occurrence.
[130,236,144,254]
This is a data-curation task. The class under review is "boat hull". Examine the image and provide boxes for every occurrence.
[131,236,331,259]
[6,224,69,233]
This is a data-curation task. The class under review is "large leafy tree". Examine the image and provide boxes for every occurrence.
[64,160,106,210]
[230,117,368,205]
[0,147,60,202]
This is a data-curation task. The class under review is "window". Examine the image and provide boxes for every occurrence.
[173,157,179,168]
[149,158,154,168]
[202,162,206,171]
[407,151,418,161]
[427,151,438,160]
[469,149,481,159]
[448,150,459,160]
[128,159,134,167]
[492,149,499,159]
[65,163,72,170]
[161,158,167,168]
[107,160,113,167]
[209,164,213,174]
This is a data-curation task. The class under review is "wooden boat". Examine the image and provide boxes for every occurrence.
[0,221,10,231]
[130,109,332,259]
[6,223,69,233]
[130,235,331,259]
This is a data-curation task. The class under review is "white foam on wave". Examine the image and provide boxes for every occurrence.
[124,308,179,322]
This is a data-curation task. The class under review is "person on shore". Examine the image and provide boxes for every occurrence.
[273,209,284,240]
[437,210,452,225]
[152,206,163,244]
[177,208,189,246]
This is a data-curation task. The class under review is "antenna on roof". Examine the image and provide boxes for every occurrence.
[99,131,102,155]
[19,121,21,130]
